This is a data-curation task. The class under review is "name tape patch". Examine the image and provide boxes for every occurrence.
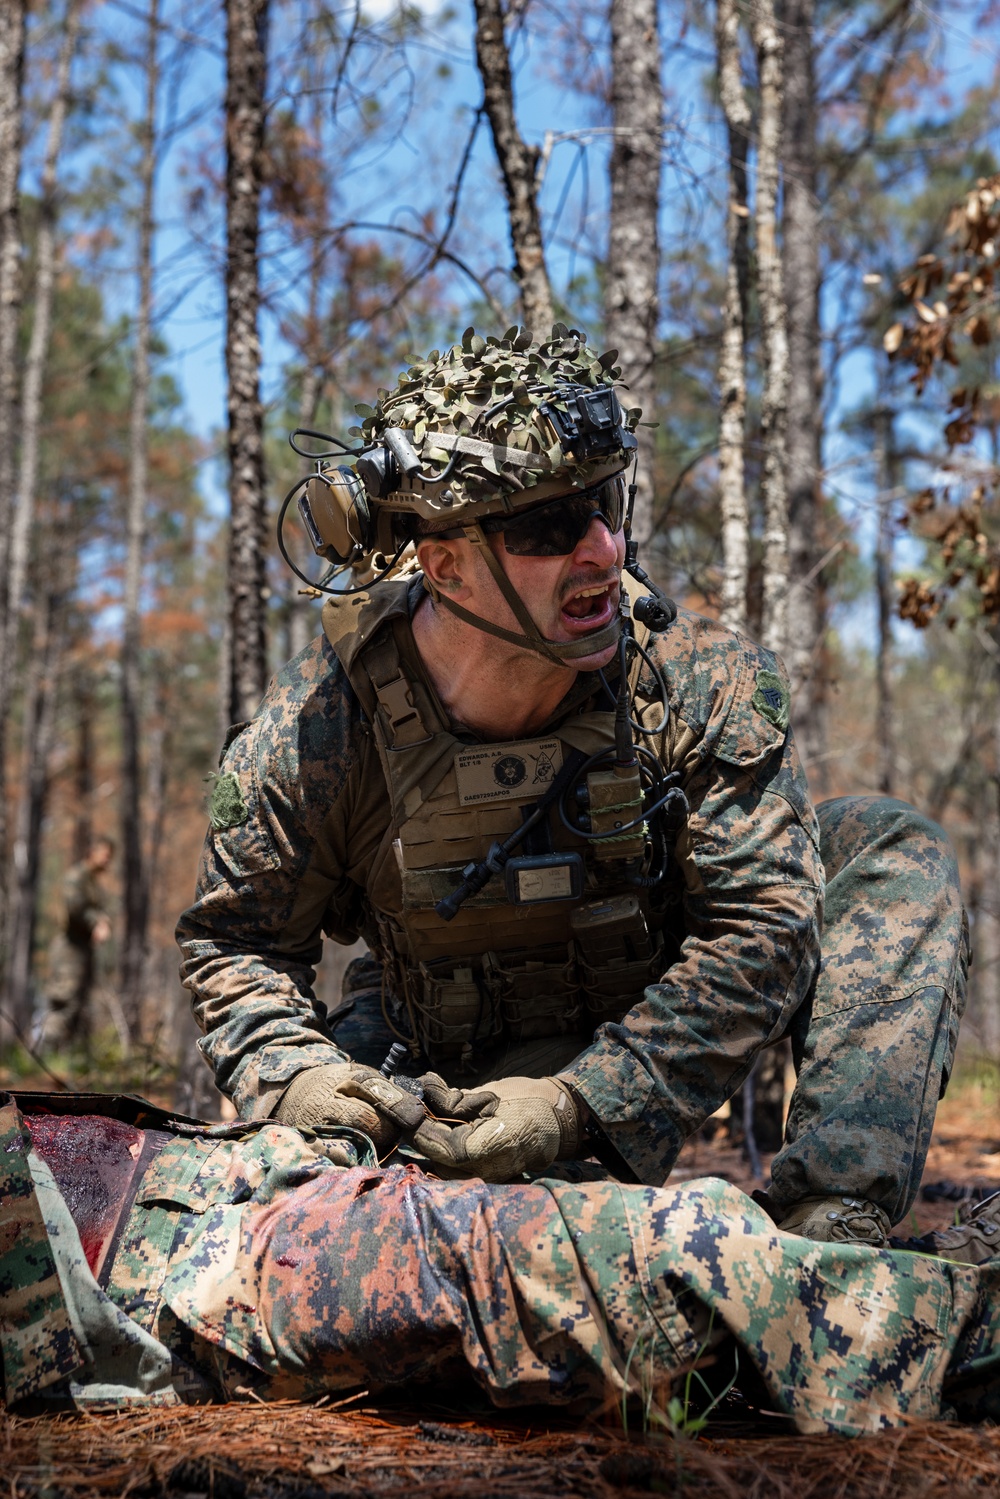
[455,738,563,805]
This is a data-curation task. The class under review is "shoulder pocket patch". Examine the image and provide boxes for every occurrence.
[207,771,249,831]
[752,669,790,730]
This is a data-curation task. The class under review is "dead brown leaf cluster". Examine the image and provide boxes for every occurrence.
[886,173,1000,624]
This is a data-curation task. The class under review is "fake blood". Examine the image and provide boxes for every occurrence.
[25,1113,144,1273]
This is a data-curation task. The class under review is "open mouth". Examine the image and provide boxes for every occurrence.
[560,580,618,629]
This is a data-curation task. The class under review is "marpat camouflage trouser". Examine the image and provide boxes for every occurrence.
[329,796,969,1226]
[99,1123,999,1435]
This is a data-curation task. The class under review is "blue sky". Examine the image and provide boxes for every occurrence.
[19,0,1000,649]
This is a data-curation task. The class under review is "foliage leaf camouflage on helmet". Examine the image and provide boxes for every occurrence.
[290,324,641,579]
[348,322,640,518]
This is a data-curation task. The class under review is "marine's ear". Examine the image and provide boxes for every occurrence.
[415,534,474,601]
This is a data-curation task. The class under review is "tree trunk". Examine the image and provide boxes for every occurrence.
[606,0,662,550]
[7,592,62,1034]
[716,0,750,635]
[0,0,82,735]
[473,0,554,334]
[0,0,26,1019]
[141,671,169,1029]
[781,0,827,788]
[72,663,94,864]
[225,0,270,724]
[120,0,160,1032]
[874,402,896,795]
[984,654,1000,1063]
[752,0,789,657]
[286,276,323,664]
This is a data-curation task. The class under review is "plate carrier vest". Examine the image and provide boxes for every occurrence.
[323,580,683,1073]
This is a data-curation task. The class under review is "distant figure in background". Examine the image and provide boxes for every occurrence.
[40,836,114,1052]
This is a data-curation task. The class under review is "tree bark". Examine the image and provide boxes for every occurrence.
[285,358,321,662]
[1,0,81,1019]
[72,663,94,863]
[0,0,26,996]
[473,0,554,334]
[0,0,25,563]
[7,591,62,1034]
[141,670,170,1027]
[225,0,270,724]
[606,0,662,550]
[751,0,789,656]
[781,0,827,787]
[120,0,160,1031]
[0,0,81,718]
[716,0,750,635]
[988,673,1000,1061]
[978,650,1000,1065]
[874,402,897,795]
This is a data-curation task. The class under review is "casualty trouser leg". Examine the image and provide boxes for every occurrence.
[101,1138,1000,1431]
[148,1167,998,1433]
[769,796,970,1226]
[8,1099,998,1431]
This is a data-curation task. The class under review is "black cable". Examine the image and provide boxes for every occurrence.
[289,428,362,458]
[599,633,670,739]
[597,645,667,732]
[614,627,636,766]
[411,450,461,487]
[624,633,671,736]
[556,743,686,843]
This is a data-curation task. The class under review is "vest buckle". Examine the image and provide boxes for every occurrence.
[376,673,432,748]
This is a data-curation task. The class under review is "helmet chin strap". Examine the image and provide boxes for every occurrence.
[427,523,622,666]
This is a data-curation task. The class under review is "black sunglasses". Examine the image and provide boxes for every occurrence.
[480,474,628,557]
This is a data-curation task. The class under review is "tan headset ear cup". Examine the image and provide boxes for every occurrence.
[306,469,372,560]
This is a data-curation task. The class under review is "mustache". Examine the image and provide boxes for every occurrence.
[558,571,621,606]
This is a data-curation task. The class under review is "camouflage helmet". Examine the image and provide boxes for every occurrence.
[349,323,640,532]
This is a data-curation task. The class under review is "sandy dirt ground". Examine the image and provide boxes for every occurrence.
[665,1069,1000,1238]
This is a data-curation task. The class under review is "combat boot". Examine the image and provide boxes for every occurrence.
[777,1194,891,1248]
[912,1189,1000,1265]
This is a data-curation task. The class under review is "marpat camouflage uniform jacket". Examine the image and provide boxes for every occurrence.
[177,581,823,1184]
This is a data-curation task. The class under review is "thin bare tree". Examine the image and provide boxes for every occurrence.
[120,0,160,1031]
[0,0,25,536]
[716,0,750,634]
[606,0,662,549]
[1,0,82,1017]
[225,0,270,725]
[0,0,83,712]
[7,590,63,1032]
[874,401,896,795]
[473,0,554,333]
[781,0,827,785]
[752,0,789,656]
[0,0,27,956]
[286,73,329,664]
[71,662,95,863]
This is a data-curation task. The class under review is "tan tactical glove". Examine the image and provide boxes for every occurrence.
[412,1074,583,1182]
[274,1063,426,1155]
